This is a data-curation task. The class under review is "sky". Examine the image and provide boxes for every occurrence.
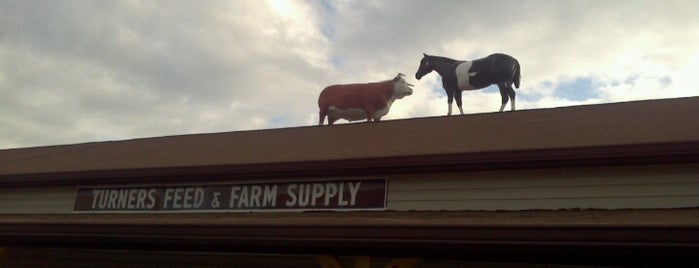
[1,0,698,149]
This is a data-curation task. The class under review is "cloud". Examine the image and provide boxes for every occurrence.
[1,0,332,147]
[1,0,698,148]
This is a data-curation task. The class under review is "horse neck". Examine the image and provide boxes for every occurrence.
[429,56,459,76]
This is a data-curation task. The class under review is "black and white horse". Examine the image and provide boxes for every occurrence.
[415,53,521,115]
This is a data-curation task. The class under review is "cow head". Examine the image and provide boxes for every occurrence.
[392,73,414,99]
[415,53,433,80]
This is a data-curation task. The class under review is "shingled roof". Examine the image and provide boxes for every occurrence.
[1,97,698,186]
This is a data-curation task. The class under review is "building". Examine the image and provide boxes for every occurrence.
[1,97,698,267]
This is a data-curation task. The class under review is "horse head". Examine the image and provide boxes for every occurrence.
[415,53,434,80]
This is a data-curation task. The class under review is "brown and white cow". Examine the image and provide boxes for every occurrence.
[318,73,414,125]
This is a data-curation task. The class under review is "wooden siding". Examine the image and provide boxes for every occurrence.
[387,164,699,211]
[0,187,74,214]
[1,164,696,214]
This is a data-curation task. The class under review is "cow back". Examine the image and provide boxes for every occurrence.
[318,80,394,110]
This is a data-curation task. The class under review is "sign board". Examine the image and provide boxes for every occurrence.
[73,178,386,213]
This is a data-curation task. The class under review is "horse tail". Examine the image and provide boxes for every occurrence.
[513,59,521,89]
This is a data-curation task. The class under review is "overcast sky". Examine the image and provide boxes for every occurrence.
[1,0,698,149]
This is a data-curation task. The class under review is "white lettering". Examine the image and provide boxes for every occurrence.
[298,184,310,207]
[98,190,108,208]
[338,183,348,206]
[146,189,156,209]
[348,182,361,205]
[91,190,101,209]
[136,189,147,209]
[324,183,338,206]
[311,183,324,206]
[118,189,128,208]
[127,189,138,209]
[193,187,204,208]
[84,180,376,211]
[263,185,278,207]
[183,187,194,208]
[230,186,241,208]
[108,190,118,208]
[163,187,204,209]
[238,186,249,208]
[89,188,159,210]
[172,188,184,208]
[286,184,297,207]
[164,188,174,209]
[251,185,262,207]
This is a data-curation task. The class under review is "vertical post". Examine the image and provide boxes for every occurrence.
[354,256,371,268]
[0,247,7,265]
[315,255,343,268]
[384,258,419,268]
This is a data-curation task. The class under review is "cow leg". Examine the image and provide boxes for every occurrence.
[498,83,509,112]
[365,108,376,123]
[318,110,326,126]
[328,116,338,125]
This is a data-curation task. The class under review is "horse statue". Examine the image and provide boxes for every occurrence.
[415,53,521,115]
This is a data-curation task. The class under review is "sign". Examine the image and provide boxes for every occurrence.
[73,178,386,212]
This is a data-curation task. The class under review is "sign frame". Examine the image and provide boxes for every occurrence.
[73,178,388,213]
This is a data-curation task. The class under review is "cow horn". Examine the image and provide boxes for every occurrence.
[397,73,406,78]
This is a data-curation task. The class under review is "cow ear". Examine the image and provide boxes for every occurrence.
[423,52,427,57]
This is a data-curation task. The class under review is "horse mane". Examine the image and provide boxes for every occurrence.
[427,54,459,64]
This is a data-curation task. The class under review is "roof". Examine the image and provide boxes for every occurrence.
[1,97,698,266]
[1,97,698,186]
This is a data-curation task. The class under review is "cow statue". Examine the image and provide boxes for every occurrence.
[318,73,414,125]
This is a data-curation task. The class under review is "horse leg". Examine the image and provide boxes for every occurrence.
[507,84,516,111]
[454,89,464,115]
[498,83,509,112]
[446,89,455,115]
